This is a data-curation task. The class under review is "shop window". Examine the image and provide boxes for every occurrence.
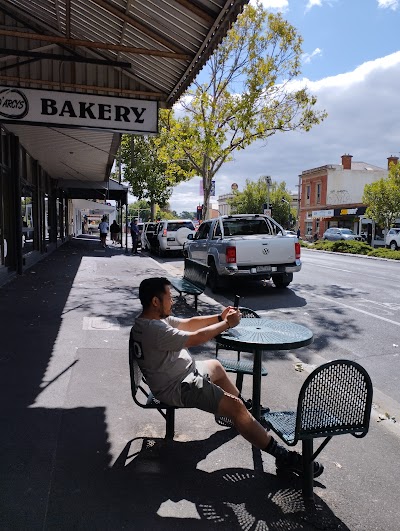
[305,222,313,235]
[21,194,34,254]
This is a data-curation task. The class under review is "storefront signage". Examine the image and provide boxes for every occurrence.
[335,207,366,216]
[0,85,158,133]
[312,209,334,218]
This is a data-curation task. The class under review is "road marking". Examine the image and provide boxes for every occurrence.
[300,291,400,327]
[308,264,352,273]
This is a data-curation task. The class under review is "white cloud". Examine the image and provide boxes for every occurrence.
[170,52,400,214]
[377,0,399,10]
[305,0,337,12]
[305,0,323,11]
[249,0,289,10]
[302,47,322,64]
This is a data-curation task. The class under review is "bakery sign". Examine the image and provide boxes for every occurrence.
[0,86,158,133]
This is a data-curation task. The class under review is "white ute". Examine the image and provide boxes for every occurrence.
[184,214,301,292]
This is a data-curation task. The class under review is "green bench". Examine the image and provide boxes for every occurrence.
[169,258,209,311]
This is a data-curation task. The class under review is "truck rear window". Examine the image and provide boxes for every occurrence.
[222,219,277,236]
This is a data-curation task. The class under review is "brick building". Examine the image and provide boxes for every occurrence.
[299,154,398,240]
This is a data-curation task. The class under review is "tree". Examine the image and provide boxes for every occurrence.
[362,162,400,233]
[158,2,326,219]
[229,177,294,227]
[179,211,195,220]
[126,200,152,223]
[120,135,192,220]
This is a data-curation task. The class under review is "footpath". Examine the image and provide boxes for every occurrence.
[1,236,399,530]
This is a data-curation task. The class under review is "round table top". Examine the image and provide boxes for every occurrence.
[217,317,313,351]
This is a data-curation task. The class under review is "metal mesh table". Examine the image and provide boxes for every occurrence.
[216,318,313,420]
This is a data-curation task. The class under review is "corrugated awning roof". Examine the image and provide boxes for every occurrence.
[0,0,248,106]
[0,0,248,195]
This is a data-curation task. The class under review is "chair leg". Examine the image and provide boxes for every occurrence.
[165,409,175,439]
[302,439,314,502]
[235,372,244,394]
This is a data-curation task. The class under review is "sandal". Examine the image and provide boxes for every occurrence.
[215,415,234,428]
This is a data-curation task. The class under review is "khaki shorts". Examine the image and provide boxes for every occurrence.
[180,361,224,414]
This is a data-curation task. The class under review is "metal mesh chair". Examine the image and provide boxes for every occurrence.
[215,307,268,393]
[263,359,373,500]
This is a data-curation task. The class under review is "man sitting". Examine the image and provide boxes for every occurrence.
[130,277,324,477]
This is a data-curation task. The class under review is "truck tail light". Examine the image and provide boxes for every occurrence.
[295,242,301,259]
[226,246,236,263]
[162,229,167,237]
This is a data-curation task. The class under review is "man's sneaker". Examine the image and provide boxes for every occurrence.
[276,451,324,478]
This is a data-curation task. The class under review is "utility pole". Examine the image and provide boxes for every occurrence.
[264,175,272,209]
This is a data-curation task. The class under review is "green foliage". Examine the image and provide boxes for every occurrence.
[304,237,400,260]
[120,135,193,220]
[158,2,326,219]
[127,200,152,222]
[179,211,195,219]
[367,248,400,259]
[313,240,373,254]
[228,177,295,227]
[362,161,400,230]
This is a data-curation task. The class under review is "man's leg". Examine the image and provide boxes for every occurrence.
[199,360,324,477]
[202,359,239,397]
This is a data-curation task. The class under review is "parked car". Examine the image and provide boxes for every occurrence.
[152,219,196,256]
[322,228,357,241]
[385,228,400,250]
[184,214,301,292]
[141,222,157,251]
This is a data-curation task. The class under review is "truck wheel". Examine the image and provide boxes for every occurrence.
[272,273,293,288]
[208,262,222,293]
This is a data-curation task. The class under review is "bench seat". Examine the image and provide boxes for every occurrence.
[169,258,209,310]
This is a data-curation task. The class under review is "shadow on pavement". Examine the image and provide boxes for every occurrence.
[108,432,349,530]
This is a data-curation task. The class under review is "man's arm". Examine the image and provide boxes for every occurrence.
[176,306,233,332]
[184,309,240,348]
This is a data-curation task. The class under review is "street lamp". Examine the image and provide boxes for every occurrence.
[281,198,290,229]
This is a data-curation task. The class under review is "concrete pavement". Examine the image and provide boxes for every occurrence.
[1,235,399,530]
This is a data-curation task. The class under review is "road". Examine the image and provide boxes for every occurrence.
[157,248,400,421]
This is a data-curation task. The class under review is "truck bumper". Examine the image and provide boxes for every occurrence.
[221,260,301,277]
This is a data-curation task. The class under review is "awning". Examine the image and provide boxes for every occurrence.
[61,179,128,203]
[72,199,116,214]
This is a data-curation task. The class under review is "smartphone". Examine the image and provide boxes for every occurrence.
[234,295,240,309]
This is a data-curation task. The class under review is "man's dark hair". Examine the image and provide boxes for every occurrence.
[139,277,171,309]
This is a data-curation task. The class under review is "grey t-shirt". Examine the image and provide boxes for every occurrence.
[130,315,195,406]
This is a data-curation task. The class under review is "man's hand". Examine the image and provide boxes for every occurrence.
[225,308,241,329]
[221,306,234,320]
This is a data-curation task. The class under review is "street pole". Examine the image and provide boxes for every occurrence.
[282,198,290,229]
[265,175,272,209]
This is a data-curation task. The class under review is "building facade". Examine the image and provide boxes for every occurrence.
[299,154,397,241]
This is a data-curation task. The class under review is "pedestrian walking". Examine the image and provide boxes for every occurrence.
[98,216,109,248]
[110,220,121,245]
[130,219,139,254]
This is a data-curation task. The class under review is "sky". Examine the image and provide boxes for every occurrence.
[165,0,400,215]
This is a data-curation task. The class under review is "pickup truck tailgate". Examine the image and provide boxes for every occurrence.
[233,236,296,265]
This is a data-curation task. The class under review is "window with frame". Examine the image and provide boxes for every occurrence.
[316,183,321,204]
[306,185,311,204]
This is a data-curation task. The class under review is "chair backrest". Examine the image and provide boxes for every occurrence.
[295,359,373,440]
[239,307,260,319]
[128,332,144,404]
